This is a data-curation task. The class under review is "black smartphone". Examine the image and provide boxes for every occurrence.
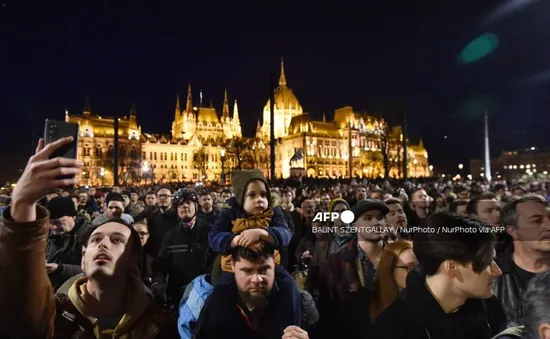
[44,120,79,159]
[44,120,79,181]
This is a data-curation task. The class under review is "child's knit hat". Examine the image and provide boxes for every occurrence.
[231,169,270,207]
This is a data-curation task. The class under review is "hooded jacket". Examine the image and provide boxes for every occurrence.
[0,205,178,339]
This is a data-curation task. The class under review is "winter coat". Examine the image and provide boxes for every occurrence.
[0,205,178,339]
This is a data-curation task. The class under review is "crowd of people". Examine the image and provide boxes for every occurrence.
[0,137,549,339]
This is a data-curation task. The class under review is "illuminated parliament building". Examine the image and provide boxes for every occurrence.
[66,61,429,185]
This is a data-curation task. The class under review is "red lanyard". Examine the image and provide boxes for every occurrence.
[236,304,254,330]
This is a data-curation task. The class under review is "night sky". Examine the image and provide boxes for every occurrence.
[2,1,550,183]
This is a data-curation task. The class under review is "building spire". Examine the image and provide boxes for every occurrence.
[210,96,213,108]
[130,101,137,116]
[199,89,203,107]
[174,94,181,119]
[279,57,287,86]
[233,99,240,122]
[322,112,326,122]
[83,93,91,115]
[222,89,230,118]
[186,84,193,112]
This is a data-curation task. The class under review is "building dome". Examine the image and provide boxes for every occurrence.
[263,60,303,112]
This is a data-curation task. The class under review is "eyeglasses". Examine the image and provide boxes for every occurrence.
[158,194,170,198]
[395,264,416,272]
[138,232,149,236]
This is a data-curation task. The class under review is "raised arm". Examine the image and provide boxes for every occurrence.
[0,206,55,338]
[0,137,83,338]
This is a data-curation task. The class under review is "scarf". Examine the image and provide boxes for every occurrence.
[68,276,152,338]
[221,208,280,272]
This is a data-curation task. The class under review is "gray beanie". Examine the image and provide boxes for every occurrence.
[231,169,270,207]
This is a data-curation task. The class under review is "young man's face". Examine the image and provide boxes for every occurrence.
[282,192,293,204]
[386,203,407,227]
[82,222,135,279]
[454,254,502,299]
[145,194,157,206]
[106,200,124,218]
[199,194,213,212]
[355,209,386,241]
[332,202,349,227]
[221,192,232,202]
[476,199,501,226]
[133,223,149,246]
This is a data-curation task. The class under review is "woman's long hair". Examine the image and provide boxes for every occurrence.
[369,241,413,321]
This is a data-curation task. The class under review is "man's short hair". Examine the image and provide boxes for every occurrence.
[500,194,548,228]
[524,269,550,338]
[385,198,403,207]
[449,199,469,213]
[414,212,496,276]
[106,193,124,205]
[494,184,506,192]
[156,187,172,194]
[198,189,212,197]
[466,193,497,215]
[221,189,232,195]
[145,191,156,196]
[231,244,275,263]
[80,218,142,255]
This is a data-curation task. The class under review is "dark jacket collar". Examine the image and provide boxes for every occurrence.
[403,269,492,336]
[496,244,515,274]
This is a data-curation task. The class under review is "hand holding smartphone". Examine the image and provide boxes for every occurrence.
[43,120,79,180]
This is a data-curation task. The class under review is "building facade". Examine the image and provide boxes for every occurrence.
[470,147,550,180]
[66,104,142,186]
[67,61,429,186]
[256,61,430,179]
[67,87,241,186]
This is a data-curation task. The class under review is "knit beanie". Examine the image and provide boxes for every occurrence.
[231,169,270,207]
[328,198,350,214]
[46,196,77,219]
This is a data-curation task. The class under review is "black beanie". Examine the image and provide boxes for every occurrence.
[231,169,270,207]
[46,196,77,219]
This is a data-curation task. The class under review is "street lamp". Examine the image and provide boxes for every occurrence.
[458,163,464,170]
[99,167,105,186]
[428,165,434,177]
[220,148,226,184]
[142,161,149,185]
